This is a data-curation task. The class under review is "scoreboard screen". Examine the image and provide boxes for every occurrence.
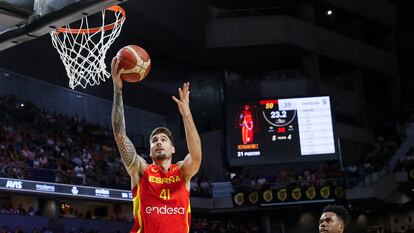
[225,96,338,166]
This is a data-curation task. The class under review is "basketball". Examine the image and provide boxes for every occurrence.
[116,45,151,82]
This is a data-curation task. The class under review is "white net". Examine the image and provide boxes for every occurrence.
[50,6,125,89]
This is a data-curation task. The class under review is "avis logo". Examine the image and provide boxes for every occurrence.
[6,180,22,189]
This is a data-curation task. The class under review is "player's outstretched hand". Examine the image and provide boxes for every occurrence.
[111,57,123,91]
[172,82,191,118]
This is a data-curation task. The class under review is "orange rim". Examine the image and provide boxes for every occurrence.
[55,5,125,34]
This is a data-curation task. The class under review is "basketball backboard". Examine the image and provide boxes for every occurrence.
[0,0,126,51]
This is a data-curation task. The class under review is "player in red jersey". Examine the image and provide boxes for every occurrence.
[111,58,202,233]
[239,104,254,144]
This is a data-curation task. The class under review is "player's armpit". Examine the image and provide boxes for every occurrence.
[126,154,147,187]
[179,153,201,181]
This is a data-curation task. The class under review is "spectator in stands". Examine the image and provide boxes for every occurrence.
[192,217,260,233]
[39,154,49,168]
[74,164,86,184]
[199,177,211,197]
[21,144,34,161]
[16,204,25,215]
[256,175,267,190]
[407,148,414,162]
[0,95,213,193]
[346,165,358,177]
[190,175,200,196]
[0,204,10,214]
[1,225,10,233]
[40,227,53,233]
[84,210,93,219]
[65,208,77,218]
[0,153,9,176]
[27,206,36,216]
[13,226,23,233]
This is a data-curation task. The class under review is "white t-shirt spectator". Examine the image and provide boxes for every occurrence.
[32,158,40,168]
[46,137,55,146]
[190,179,199,192]
[200,181,210,193]
[257,177,267,185]
[74,165,85,177]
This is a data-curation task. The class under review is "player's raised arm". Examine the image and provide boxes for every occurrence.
[173,82,202,181]
[111,57,147,184]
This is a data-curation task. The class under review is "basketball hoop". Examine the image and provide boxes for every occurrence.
[50,5,126,89]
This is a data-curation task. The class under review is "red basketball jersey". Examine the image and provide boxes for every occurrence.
[131,164,191,233]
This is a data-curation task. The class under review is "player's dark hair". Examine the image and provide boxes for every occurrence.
[322,204,350,227]
[150,127,174,146]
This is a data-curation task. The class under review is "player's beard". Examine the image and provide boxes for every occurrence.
[152,150,171,161]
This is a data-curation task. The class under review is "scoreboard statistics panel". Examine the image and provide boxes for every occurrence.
[225,96,338,166]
